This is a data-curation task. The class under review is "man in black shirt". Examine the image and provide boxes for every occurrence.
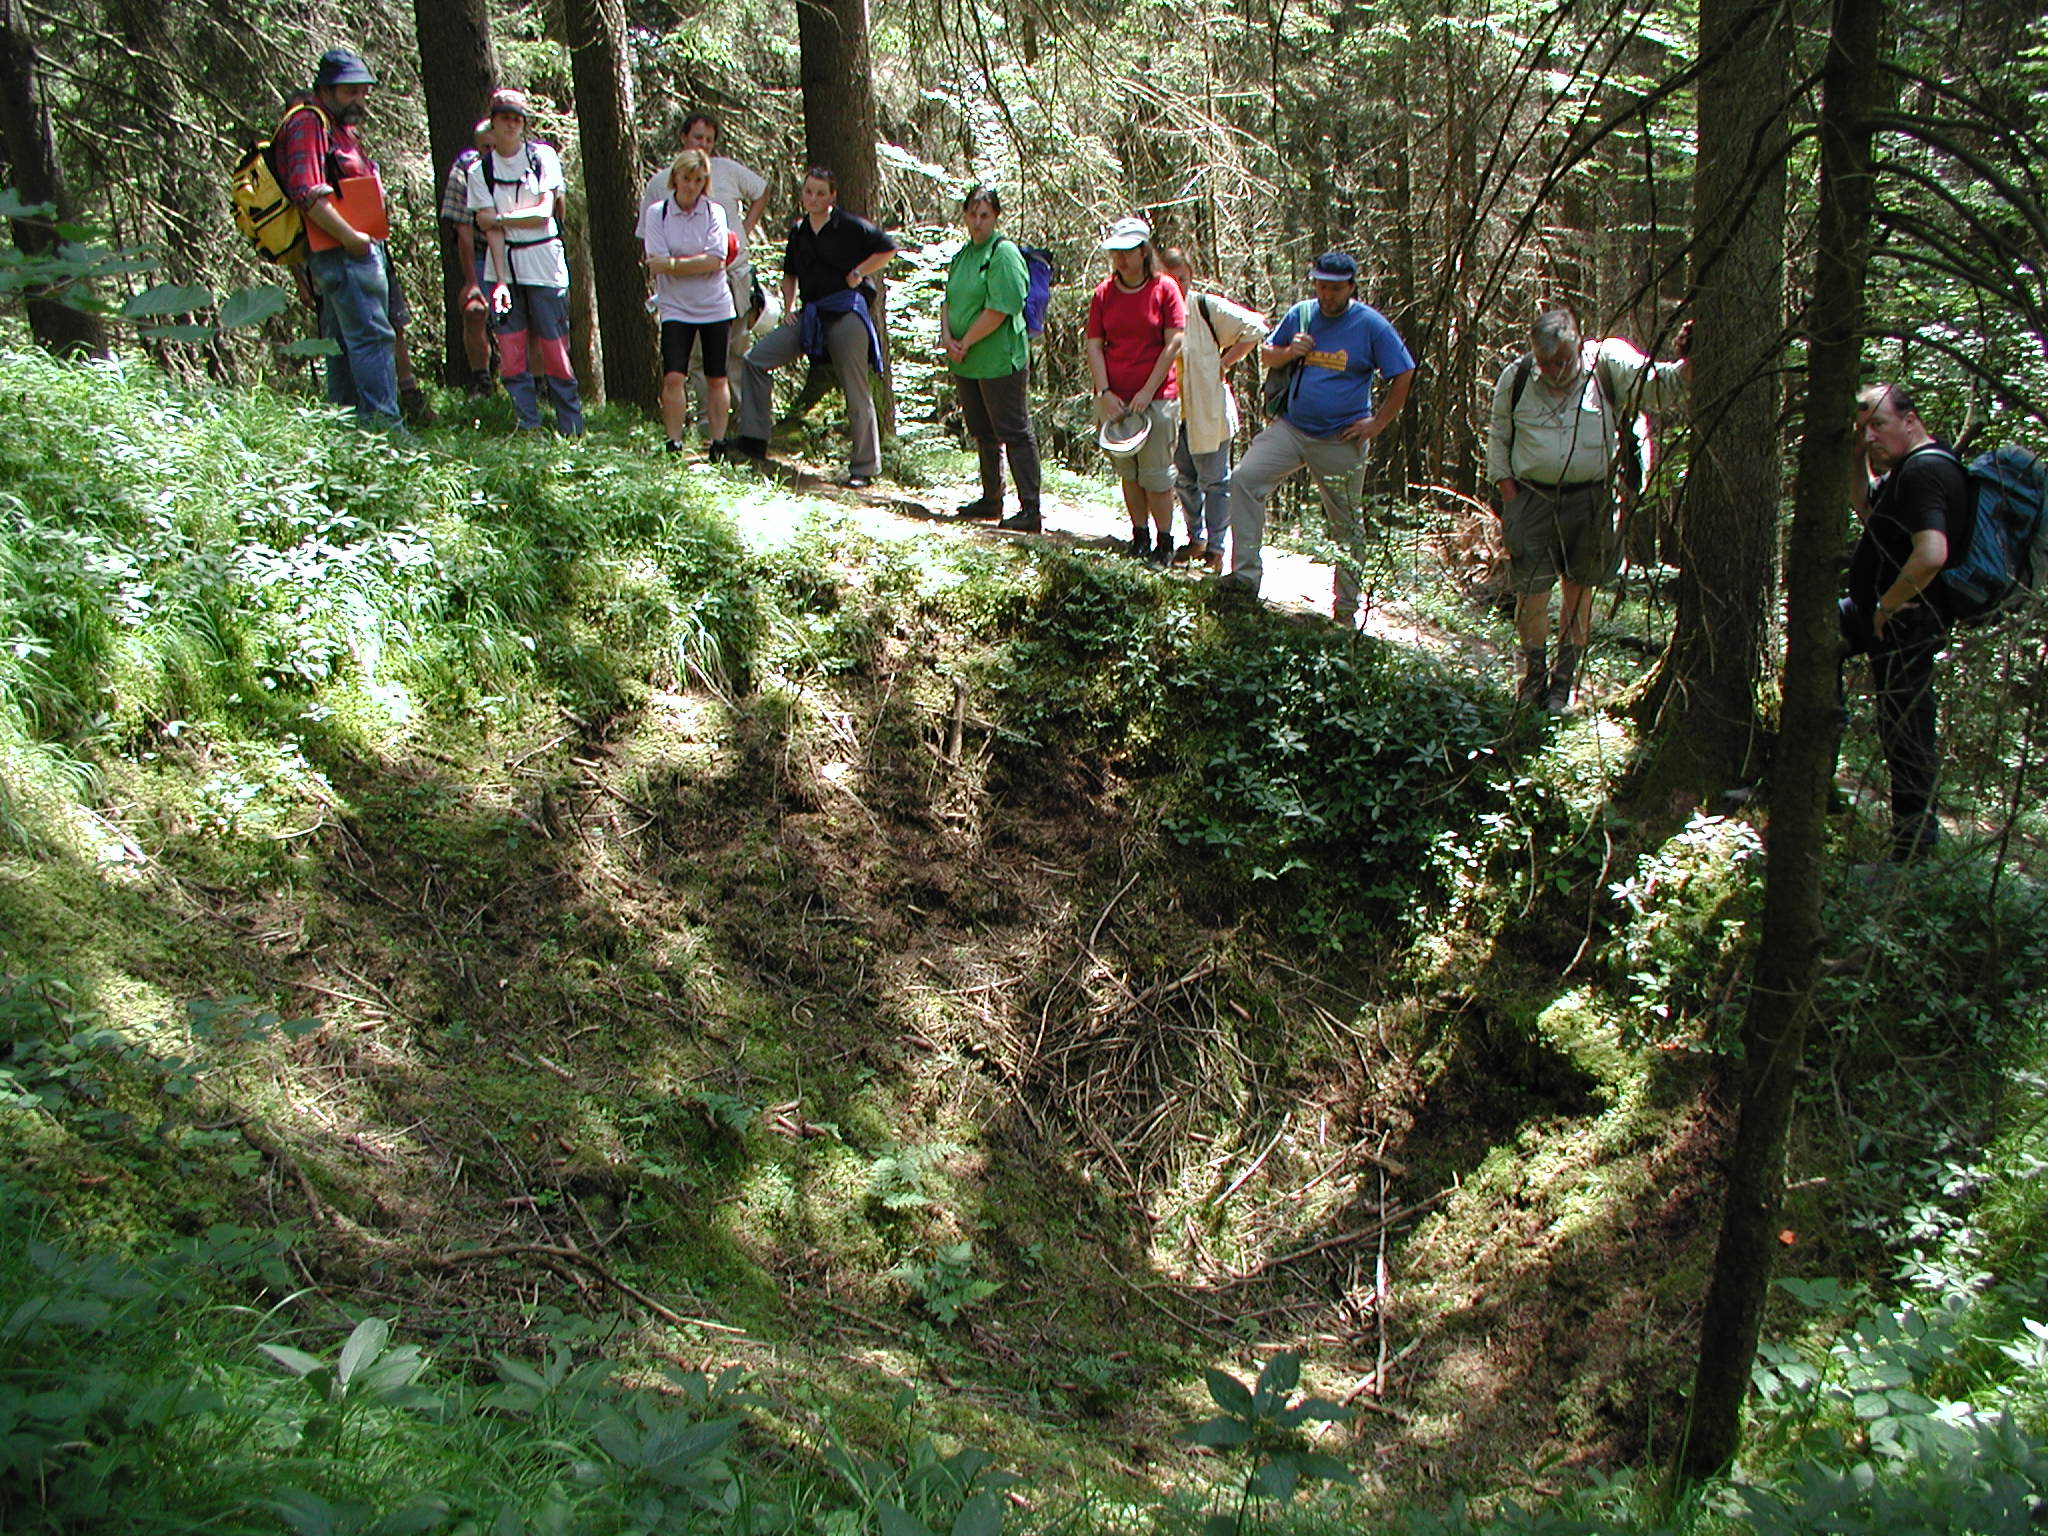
[732,166,897,487]
[1842,382,1973,861]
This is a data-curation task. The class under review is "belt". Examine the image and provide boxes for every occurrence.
[1523,478,1603,494]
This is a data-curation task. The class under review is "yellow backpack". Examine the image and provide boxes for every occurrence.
[230,101,329,265]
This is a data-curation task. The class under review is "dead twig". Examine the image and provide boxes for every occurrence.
[1213,1190,1454,1288]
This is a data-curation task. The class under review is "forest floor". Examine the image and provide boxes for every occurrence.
[194,448,1720,1500]
[4,393,1741,1519]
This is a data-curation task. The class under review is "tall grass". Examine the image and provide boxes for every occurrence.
[0,348,765,788]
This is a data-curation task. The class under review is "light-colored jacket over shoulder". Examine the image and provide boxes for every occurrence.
[1180,291,1267,454]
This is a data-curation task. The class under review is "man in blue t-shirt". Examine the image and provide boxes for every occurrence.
[1218,252,1415,623]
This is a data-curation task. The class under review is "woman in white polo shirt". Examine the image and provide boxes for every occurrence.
[642,149,738,457]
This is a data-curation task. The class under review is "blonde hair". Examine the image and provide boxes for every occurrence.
[668,149,713,201]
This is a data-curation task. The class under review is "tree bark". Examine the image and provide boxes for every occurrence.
[796,0,881,219]
[564,0,657,413]
[0,0,106,357]
[411,0,498,387]
[1676,0,1884,1485]
[1632,0,1790,806]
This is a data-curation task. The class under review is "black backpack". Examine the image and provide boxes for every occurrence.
[1261,301,1315,417]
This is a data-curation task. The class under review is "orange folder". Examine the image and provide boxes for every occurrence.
[305,175,389,251]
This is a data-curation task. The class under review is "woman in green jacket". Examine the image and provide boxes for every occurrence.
[943,186,1041,532]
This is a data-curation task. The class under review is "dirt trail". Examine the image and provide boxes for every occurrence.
[721,460,1497,669]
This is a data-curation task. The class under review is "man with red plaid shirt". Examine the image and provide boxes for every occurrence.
[276,48,399,428]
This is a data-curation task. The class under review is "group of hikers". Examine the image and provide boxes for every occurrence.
[273,46,1969,864]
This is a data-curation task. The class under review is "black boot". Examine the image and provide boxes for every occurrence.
[1127,525,1152,560]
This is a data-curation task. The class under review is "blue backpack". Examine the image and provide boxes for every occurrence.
[983,237,1057,335]
[1932,444,2048,625]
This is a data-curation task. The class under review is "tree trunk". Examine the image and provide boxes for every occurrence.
[564,0,657,413]
[1631,0,1790,807]
[796,0,881,218]
[1676,0,1884,1485]
[411,0,498,387]
[0,0,105,357]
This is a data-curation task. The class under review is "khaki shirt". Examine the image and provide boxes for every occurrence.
[1178,291,1267,454]
[1485,337,1688,487]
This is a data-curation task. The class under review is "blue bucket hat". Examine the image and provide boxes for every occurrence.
[314,48,377,87]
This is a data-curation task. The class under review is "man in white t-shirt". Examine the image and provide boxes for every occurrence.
[639,111,768,419]
[467,88,584,435]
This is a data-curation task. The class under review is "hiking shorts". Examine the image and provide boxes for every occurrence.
[380,248,412,331]
[1503,482,1619,593]
[1107,398,1180,494]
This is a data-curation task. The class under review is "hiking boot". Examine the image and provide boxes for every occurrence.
[730,435,769,464]
[1127,526,1152,560]
[998,509,1042,533]
[665,439,685,456]
[1516,646,1550,710]
[1147,534,1172,567]
[956,497,1002,520]
[466,370,495,398]
[1171,538,1205,567]
[1202,546,1224,575]
[1547,643,1581,715]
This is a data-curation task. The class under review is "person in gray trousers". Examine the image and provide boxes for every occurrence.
[730,166,897,488]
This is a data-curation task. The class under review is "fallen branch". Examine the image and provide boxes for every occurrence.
[1212,1189,1454,1288]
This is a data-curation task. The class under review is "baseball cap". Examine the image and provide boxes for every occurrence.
[1099,216,1152,252]
[314,48,376,87]
[487,88,532,119]
[1309,251,1359,283]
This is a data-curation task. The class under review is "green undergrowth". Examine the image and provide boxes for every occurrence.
[4,346,2048,1532]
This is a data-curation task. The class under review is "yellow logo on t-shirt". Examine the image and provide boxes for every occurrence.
[1305,347,1349,372]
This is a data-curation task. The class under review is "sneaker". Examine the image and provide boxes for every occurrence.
[998,510,1042,533]
[1170,539,1205,567]
[1147,535,1172,567]
[957,497,1002,520]
[1127,527,1152,560]
[846,475,874,490]
[666,439,685,455]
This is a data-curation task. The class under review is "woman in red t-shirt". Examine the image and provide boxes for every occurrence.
[1085,216,1186,561]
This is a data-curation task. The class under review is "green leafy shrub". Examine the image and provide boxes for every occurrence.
[1174,1352,1355,1536]
[1604,812,1764,1046]
[1162,625,1504,946]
